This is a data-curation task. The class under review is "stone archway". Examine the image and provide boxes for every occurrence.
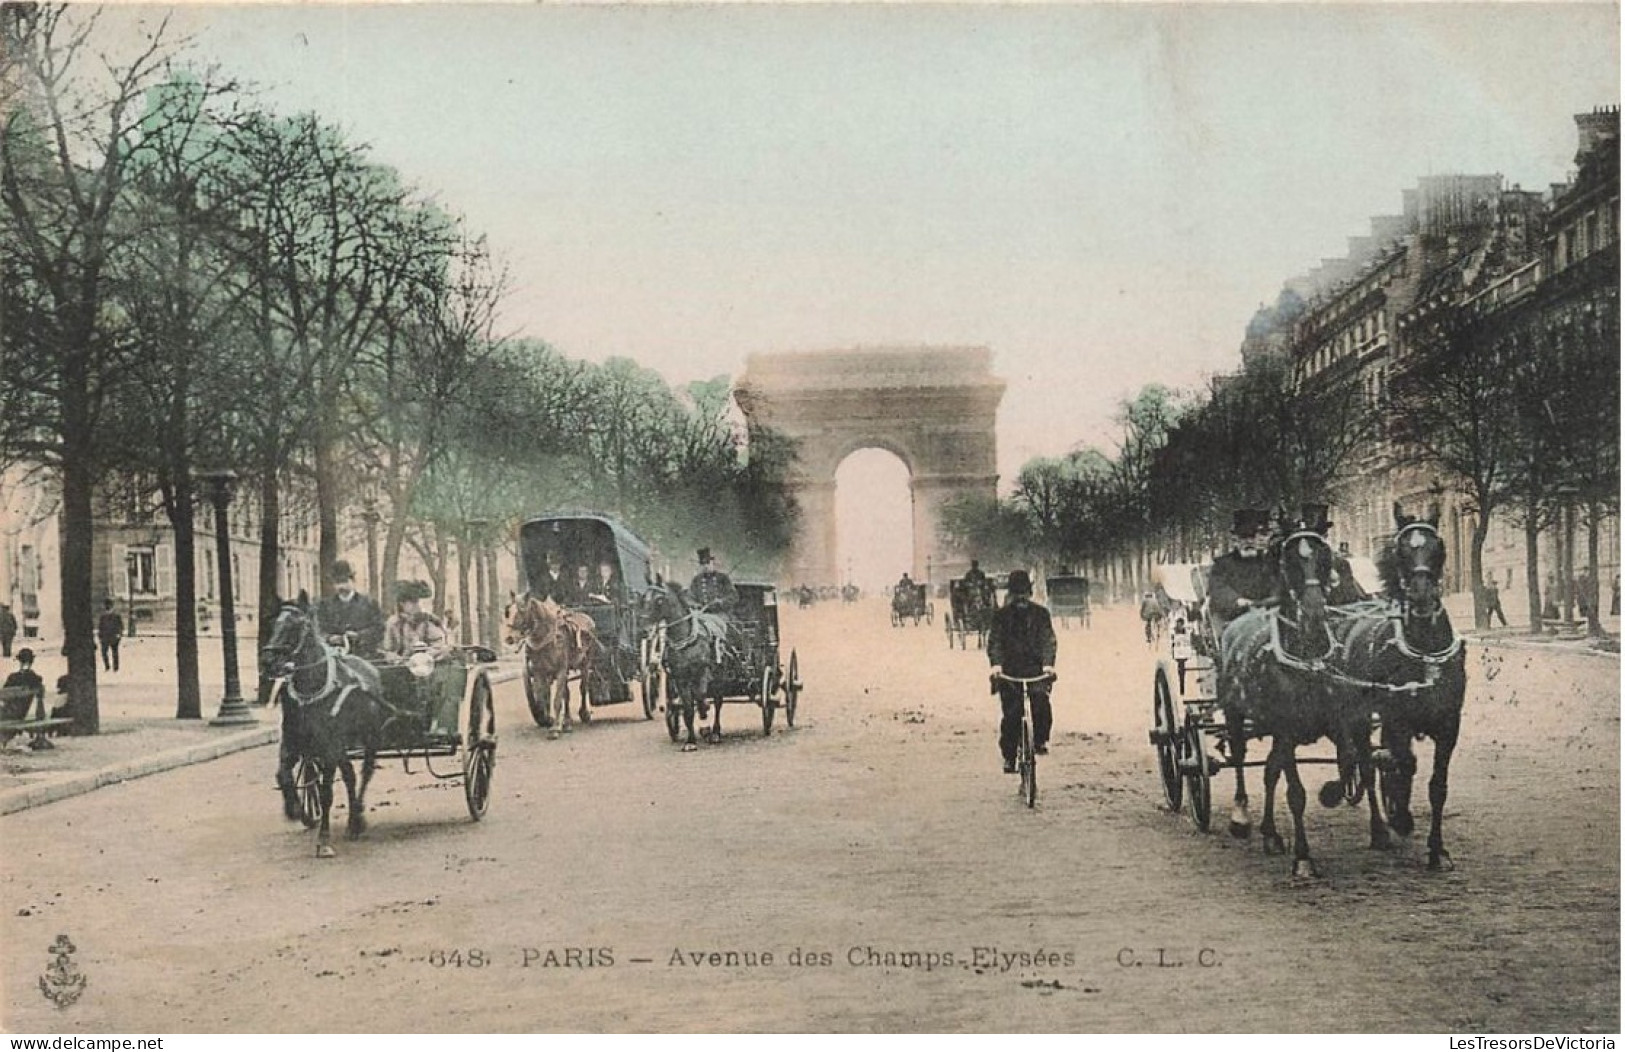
[735,346,1005,589]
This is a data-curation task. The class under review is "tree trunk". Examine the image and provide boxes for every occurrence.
[484,544,502,651]
[168,480,202,720]
[1561,503,1577,625]
[59,458,99,735]
[315,418,341,596]
[1585,499,1603,637]
[1523,516,1543,635]
[1469,510,1490,631]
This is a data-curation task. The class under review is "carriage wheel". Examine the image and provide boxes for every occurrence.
[463,676,496,821]
[784,651,800,728]
[1184,720,1212,832]
[890,610,901,628]
[1151,663,1182,812]
[760,665,776,736]
[1019,717,1037,809]
[295,756,323,829]
[926,602,935,626]
[944,615,954,648]
[640,667,659,721]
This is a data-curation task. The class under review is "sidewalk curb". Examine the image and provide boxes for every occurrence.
[1462,634,1619,659]
[0,725,278,817]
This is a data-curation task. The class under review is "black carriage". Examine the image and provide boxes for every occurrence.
[890,582,933,627]
[280,644,499,825]
[517,514,662,721]
[1045,574,1091,629]
[667,581,802,740]
[945,576,995,649]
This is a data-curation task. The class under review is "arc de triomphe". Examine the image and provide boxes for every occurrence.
[735,346,1005,588]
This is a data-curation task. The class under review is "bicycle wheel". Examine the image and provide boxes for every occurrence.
[1019,715,1037,809]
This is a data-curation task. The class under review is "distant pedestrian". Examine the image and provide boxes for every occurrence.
[0,603,16,658]
[1483,581,1508,628]
[1169,616,1194,693]
[96,600,124,672]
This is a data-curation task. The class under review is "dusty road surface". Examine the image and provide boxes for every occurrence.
[3,600,1618,1032]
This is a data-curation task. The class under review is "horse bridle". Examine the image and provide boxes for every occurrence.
[1275,529,1336,661]
[268,609,340,706]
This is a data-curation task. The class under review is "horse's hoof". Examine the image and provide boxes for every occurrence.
[563,723,573,735]
[283,798,302,822]
[346,819,366,840]
[1228,820,1252,841]
[681,742,697,753]
[1263,834,1286,856]
[316,844,336,859]
[1390,811,1415,837]
[1428,850,1454,872]
[547,729,560,741]
[1291,858,1321,880]
[579,708,591,723]
[1369,829,1393,851]
[1317,780,1344,808]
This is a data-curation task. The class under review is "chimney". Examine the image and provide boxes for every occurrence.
[1574,106,1620,166]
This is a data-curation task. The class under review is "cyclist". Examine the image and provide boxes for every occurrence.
[987,569,1057,774]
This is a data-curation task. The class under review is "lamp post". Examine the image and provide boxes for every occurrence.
[468,518,489,649]
[199,469,255,726]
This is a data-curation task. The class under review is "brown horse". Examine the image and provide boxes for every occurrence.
[504,592,600,739]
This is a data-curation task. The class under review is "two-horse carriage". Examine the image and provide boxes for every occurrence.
[1045,574,1091,629]
[264,605,499,858]
[1148,514,1466,876]
[944,576,995,649]
[508,515,663,735]
[643,579,803,749]
[890,582,933,627]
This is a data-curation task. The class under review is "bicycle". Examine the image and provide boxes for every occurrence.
[992,670,1057,809]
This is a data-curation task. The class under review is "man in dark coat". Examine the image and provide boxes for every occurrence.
[313,560,385,659]
[688,548,738,613]
[96,600,124,672]
[0,603,16,658]
[987,569,1058,773]
[1207,508,1281,650]
[1298,502,1368,605]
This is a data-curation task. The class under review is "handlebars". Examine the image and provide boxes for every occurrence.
[991,671,1057,685]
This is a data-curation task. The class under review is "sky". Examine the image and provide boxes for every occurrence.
[93,2,1622,582]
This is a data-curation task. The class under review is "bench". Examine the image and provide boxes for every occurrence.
[0,684,71,750]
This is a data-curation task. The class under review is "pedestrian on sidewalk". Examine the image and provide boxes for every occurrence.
[1483,581,1508,628]
[0,603,16,658]
[97,599,124,672]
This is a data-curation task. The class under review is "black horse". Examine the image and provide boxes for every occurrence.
[1217,529,1373,878]
[262,600,387,858]
[643,582,738,750]
[1330,505,1466,870]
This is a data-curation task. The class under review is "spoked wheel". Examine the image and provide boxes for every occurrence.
[1184,720,1212,832]
[295,756,323,829]
[784,651,800,728]
[1151,663,1183,812]
[640,667,659,721]
[464,675,497,820]
[944,616,954,648]
[1018,717,1037,808]
[760,665,776,736]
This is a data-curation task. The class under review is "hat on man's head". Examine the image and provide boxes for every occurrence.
[1299,502,1334,535]
[394,579,432,604]
[1230,509,1270,536]
[16,647,34,664]
[1006,570,1033,596]
[696,548,712,565]
[331,560,356,583]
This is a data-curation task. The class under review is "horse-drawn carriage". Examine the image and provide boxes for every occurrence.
[512,514,662,730]
[890,582,933,627]
[644,579,803,749]
[1045,574,1091,629]
[1147,515,1467,876]
[264,605,499,857]
[944,576,995,649]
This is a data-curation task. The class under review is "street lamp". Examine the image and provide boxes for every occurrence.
[198,468,256,727]
[467,518,489,648]
[360,498,382,600]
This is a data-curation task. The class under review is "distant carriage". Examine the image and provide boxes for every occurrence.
[890,582,933,627]
[1045,575,1091,629]
[945,576,995,649]
[516,514,662,723]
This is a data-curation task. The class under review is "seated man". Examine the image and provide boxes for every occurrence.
[1207,508,1283,654]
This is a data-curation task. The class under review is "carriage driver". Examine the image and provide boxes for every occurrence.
[315,560,385,659]
[689,548,738,613]
[987,569,1058,774]
[1206,508,1283,650]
